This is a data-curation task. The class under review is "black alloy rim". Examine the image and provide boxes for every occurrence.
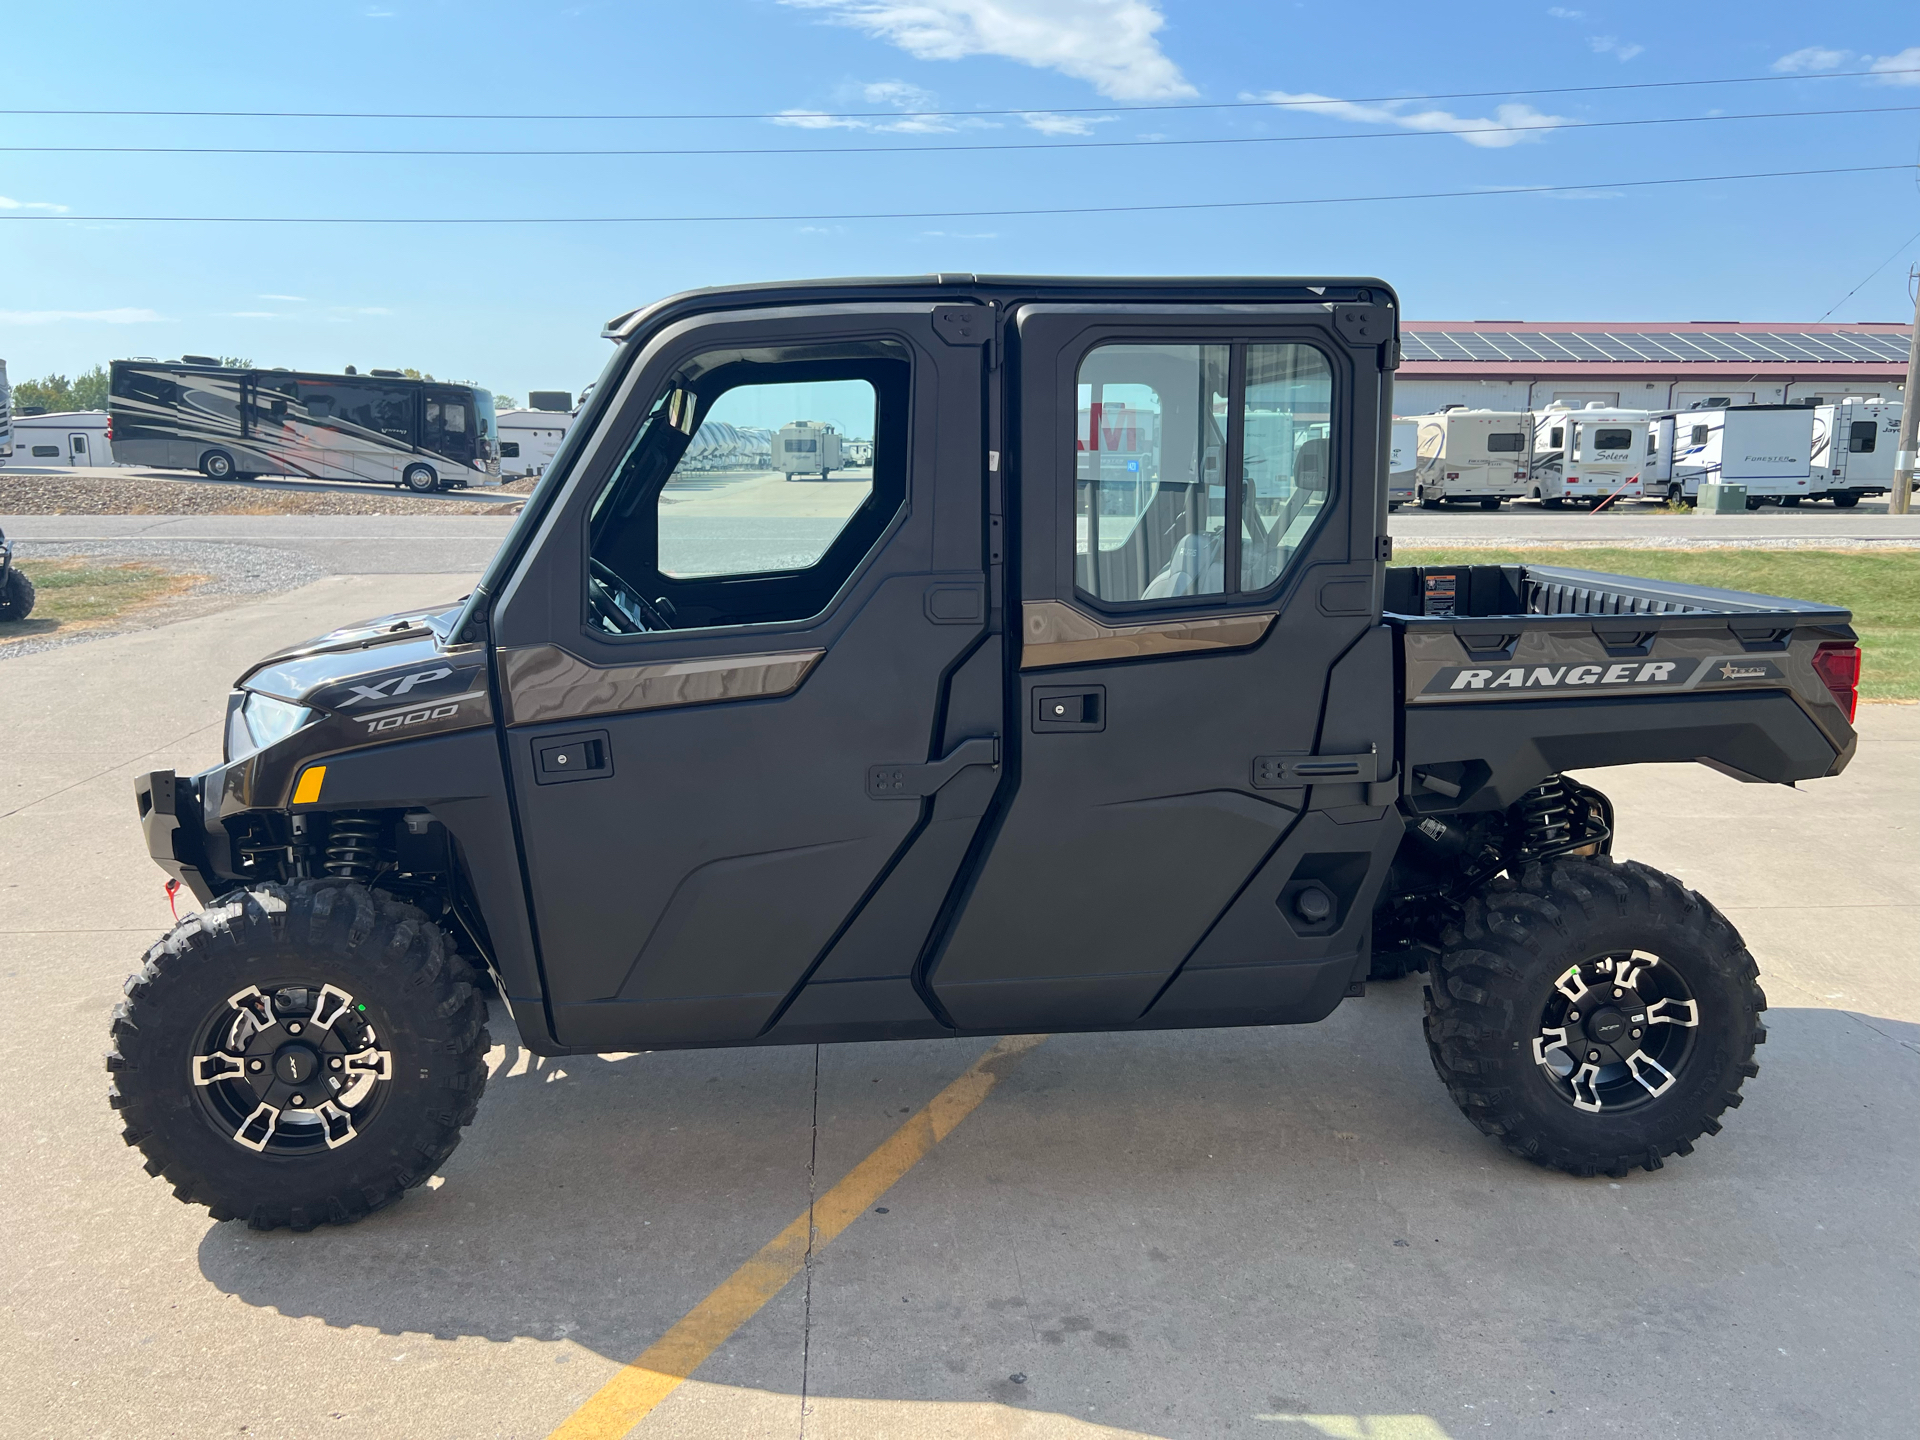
[1531,950,1700,1115]
[188,980,394,1156]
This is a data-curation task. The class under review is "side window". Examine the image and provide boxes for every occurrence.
[1073,340,1332,606]
[1076,344,1228,602]
[1549,426,1565,449]
[588,339,907,633]
[1848,421,1877,453]
[1690,424,1711,446]
[1240,343,1332,590]
[1485,431,1527,453]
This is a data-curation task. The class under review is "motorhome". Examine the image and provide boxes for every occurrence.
[1810,398,1902,507]
[496,406,574,479]
[1527,403,1651,508]
[108,359,497,491]
[0,359,11,461]
[773,420,843,478]
[1387,419,1417,509]
[1642,404,1816,507]
[1408,408,1531,508]
[6,409,113,467]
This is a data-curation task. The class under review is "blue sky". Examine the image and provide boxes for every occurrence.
[2,1,1915,404]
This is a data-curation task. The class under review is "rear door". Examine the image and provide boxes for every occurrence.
[491,303,993,1051]
[927,303,1401,1032]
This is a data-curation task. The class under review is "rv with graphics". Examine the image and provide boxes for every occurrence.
[1408,408,1531,508]
[109,359,497,492]
[1642,404,1816,507]
[1809,399,1902,507]
[0,359,10,462]
[1388,419,1416,509]
[1527,404,1650,508]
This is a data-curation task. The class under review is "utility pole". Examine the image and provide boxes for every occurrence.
[1894,265,1919,515]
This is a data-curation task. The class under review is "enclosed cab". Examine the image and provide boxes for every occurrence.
[1643,404,1816,507]
[772,420,843,478]
[1408,408,1531,508]
[1527,403,1650,508]
[1810,398,1901,507]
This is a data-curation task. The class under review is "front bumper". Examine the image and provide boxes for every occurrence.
[136,770,216,905]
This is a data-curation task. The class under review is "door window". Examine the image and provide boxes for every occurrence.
[587,339,907,632]
[70,434,88,455]
[1073,340,1332,604]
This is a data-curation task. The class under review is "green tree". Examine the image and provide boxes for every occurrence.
[11,365,109,412]
[218,356,254,370]
[492,394,519,409]
[401,367,437,382]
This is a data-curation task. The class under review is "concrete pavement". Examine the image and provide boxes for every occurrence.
[0,572,1913,1440]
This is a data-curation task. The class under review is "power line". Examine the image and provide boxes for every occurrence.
[5,103,1909,159]
[1819,224,1920,321]
[3,66,1915,125]
[0,163,1908,226]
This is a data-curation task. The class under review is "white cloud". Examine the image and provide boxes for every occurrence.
[1868,46,1920,84]
[782,1,1195,100]
[1775,45,1850,72]
[774,79,999,133]
[0,195,69,213]
[258,293,307,302]
[1018,111,1115,135]
[228,311,278,319]
[1588,35,1644,61]
[1254,92,1576,149]
[0,308,164,324]
[919,229,999,238]
[1546,6,1584,17]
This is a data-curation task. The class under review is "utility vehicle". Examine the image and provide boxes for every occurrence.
[111,276,1861,1231]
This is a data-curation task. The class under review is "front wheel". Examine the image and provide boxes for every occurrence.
[1424,857,1764,1178]
[107,881,489,1230]
[0,567,35,621]
[402,463,440,493]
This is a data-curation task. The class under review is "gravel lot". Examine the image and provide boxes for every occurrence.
[0,540,329,659]
[0,470,521,517]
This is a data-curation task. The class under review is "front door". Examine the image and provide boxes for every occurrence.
[494,305,993,1051]
[927,303,1400,1032]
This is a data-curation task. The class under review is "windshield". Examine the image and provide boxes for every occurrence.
[473,388,497,443]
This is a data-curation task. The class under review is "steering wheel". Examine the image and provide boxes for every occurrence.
[589,558,672,634]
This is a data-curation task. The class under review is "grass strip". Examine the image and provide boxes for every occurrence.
[0,559,202,645]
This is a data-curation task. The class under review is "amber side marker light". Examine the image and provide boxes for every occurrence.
[1811,642,1861,723]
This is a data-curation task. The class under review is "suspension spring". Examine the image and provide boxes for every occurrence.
[1514,779,1574,860]
[323,815,383,880]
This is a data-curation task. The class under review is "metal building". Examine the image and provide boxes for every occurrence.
[1394,320,1910,415]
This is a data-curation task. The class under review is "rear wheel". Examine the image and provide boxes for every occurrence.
[200,450,236,481]
[0,567,35,621]
[1832,491,1861,509]
[107,880,489,1231]
[1542,496,1563,509]
[1424,856,1764,1178]
[1479,497,1502,510]
[402,463,440,493]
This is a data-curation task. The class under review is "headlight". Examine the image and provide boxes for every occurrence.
[226,692,316,761]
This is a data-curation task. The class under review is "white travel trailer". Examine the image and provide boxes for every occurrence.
[773,420,843,479]
[1387,419,1417,509]
[495,406,574,479]
[1408,408,1532,508]
[1810,398,1902,506]
[6,409,113,467]
[1642,404,1816,506]
[1527,403,1651,507]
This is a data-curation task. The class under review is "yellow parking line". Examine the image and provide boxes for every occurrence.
[545,1032,1048,1440]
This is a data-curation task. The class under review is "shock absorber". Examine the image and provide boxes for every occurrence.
[1514,778,1574,860]
[323,815,383,881]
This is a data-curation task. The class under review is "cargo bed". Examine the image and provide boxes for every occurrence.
[1384,563,1860,812]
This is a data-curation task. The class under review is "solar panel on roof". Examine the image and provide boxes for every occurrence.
[1402,327,1909,365]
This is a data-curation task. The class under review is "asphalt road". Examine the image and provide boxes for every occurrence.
[1,571,1913,1440]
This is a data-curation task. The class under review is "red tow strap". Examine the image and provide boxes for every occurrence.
[165,879,181,920]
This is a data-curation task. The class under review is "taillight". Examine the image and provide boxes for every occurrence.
[105,414,113,441]
[1812,642,1860,723]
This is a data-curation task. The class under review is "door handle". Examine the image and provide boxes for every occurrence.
[867,737,1000,800]
[532,729,613,785]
